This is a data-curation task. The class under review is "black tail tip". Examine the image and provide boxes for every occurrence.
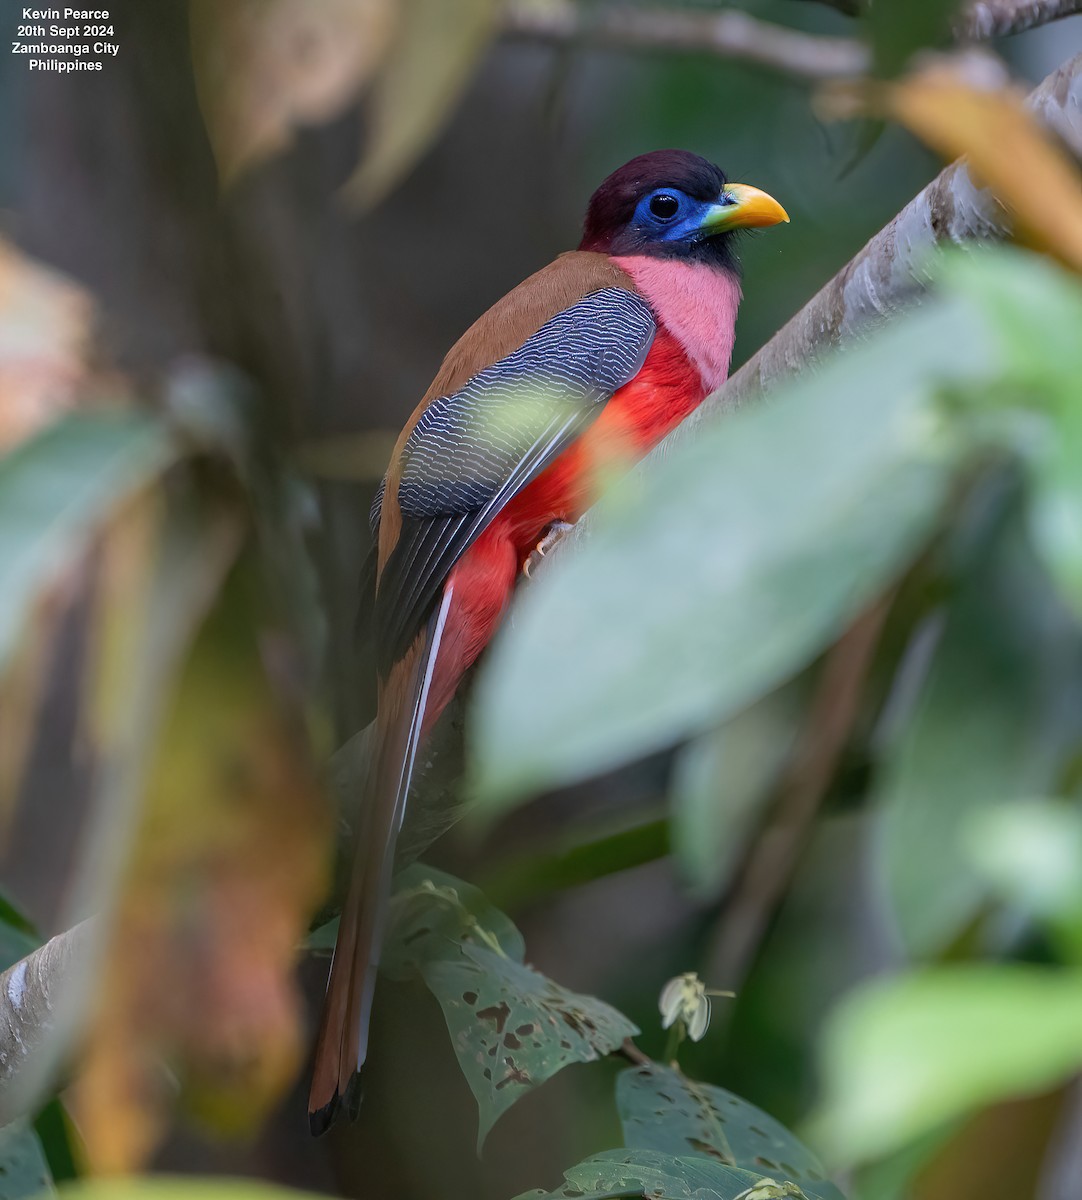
[308,1096,339,1138]
[308,1074,364,1137]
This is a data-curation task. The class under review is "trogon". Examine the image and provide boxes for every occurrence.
[310,149,789,1131]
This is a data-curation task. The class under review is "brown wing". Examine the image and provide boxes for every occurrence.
[376,252,637,562]
[371,253,648,670]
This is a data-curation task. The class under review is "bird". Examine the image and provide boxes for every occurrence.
[309,149,788,1133]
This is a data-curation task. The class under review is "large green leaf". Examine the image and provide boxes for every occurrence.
[0,412,175,672]
[947,252,1082,619]
[469,298,995,810]
[385,865,638,1148]
[878,514,1081,957]
[0,1121,54,1200]
[514,1148,816,1200]
[810,966,1082,1166]
[617,1064,843,1200]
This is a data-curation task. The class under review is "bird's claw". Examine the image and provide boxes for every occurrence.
[523,521,575,579]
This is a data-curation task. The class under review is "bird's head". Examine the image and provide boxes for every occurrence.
[579,150,788,273]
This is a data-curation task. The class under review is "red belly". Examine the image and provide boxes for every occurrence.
[421,329,705,727]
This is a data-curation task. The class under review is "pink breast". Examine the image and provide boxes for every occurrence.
[611,255,742,395]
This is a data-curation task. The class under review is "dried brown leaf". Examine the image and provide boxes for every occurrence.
[190,0,397,183]
[0,239,93,451]
[69,533,330,1171]
[343,0,501,206]
[824,60,1082,272]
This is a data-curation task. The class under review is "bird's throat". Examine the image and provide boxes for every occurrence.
[611,255,742,395]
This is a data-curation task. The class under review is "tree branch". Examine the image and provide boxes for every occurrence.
[502,0,870,79]
[705,51,1082,414]
[796,0,1082,37]
[502,0,1082,78]
[708,595,892,988]
[0,921,89,1124]
[959,0,1082,37]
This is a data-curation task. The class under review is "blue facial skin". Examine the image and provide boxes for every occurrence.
[629,187,732,246]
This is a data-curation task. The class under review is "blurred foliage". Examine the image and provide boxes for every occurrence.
[825,57,1082,271]
[465,243,1082,1188]
[0,239,332,1171]
[0,1121,54,1200]
[3,2,1082,1200]
[191,0,501,203]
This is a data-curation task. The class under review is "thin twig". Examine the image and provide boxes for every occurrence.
[959,0,1082,38]
[708,596,893,988]
[617,1036,653,1067]
[503,0,870,80]
[795,0,1082,34]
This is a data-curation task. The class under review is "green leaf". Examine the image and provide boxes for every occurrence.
[878,517,1080,957]
[810,966,1082,1166]
[865,0,960,75]
[670,688,801,901]
[481,817,670,911]
[617,1064,843,1200]
[470,298,994,810]
[384,863,525,972]
[0,910,39,973]
[385,865,638,1148]
[31,1102,80,1187]
[344,0,500,205]
[3,487,246,1131]
[513,1148,814,1200]
[965,799,1082,962]
[944,251,1082,617]
[0,411,176,672]
[0,1120,54,1200]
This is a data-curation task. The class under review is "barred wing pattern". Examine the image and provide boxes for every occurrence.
[375,287,656,670]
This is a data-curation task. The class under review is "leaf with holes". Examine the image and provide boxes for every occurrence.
[384,865,638,1148]
[617,1064,843,1200]
[383,863,525,974]
[513,1148,816,1200]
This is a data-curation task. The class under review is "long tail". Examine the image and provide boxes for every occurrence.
[308,584,455,1134]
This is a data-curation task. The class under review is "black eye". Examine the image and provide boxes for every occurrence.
[648,193,680,220]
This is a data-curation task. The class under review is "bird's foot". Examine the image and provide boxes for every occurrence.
[523,521,575,579]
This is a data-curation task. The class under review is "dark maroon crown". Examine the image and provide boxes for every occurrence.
[579,150,728,252]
